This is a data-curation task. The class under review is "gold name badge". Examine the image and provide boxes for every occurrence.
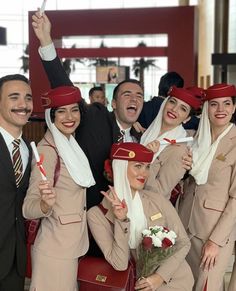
[96,275,107,282]
[151,212,162,221]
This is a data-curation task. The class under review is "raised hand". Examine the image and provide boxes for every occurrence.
[39,180,56,214]
[32,10,52,47]
[101,185,128,221]
[146,140,160,154]
[182,146,193,171]
[133,121,146,134]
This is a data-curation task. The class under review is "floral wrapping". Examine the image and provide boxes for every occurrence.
[136,225,177,278]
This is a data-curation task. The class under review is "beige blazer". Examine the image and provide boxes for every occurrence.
[23,131,89,259]
[87,189,193,288]
[145,144,187,199]
[179,125,236,247]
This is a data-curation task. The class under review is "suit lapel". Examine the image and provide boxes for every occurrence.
[0,134,16,182]
[109,112,120,143]
[213,125,236,160]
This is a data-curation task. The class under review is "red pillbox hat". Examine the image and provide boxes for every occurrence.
[204,83,236,101]
[168,85,201,110]
[41,86,82,109]
[186,86,205,99]
[111,142,153,162]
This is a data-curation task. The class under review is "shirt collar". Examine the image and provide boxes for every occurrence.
[0,127,22,147]
[116,119,131,135]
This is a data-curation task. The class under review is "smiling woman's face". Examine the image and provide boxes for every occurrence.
[127,161,150,195]
[161,97,191,131]
[208,97,236,129]
[54,103,80,138]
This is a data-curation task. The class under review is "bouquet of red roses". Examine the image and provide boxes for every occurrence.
[136,225,177,278]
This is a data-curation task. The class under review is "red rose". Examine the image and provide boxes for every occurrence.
[162,238,173,249]
[104,159,113,183]
[142,237,153,250]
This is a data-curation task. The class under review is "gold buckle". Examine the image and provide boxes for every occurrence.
[96,275,107,282]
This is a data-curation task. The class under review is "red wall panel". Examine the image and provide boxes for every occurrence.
[29,6,197,115]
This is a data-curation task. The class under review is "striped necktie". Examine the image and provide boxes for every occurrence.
[117,130,125,143]
[12,139,23,187]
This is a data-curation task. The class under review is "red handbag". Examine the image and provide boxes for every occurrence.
[78,256,136,291]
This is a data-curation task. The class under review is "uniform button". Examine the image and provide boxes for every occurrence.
[84,206,87,211]
[124,228,128,233]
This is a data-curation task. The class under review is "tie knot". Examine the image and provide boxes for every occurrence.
[118,130,125,143]
[13,139,21,147]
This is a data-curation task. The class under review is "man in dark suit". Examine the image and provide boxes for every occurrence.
[32,11,143,209]
[0,74,33,290]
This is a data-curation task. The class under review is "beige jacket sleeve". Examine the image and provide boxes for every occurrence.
[87,205,130,271]
[23,143,57,219]
[145,144,187,199]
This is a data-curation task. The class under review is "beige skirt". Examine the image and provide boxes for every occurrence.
[30,246,78,291]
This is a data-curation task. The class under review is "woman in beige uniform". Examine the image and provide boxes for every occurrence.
[178,83,236,291]
[23,86,95,291]
[88,142,194,291]
[140,86,201,201]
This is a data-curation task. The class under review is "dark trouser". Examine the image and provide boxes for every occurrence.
[0,263,25,291]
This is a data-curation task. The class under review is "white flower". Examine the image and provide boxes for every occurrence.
[156,231,164,240]
[142,229,151,236]
[169,230,177,239]
[152,235,162,247]
[141,225,177,248]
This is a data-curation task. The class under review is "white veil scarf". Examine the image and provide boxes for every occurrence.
[140,98,187,161]
[190,102,233,185]
[45,109,95,187]
[112,160,147,249]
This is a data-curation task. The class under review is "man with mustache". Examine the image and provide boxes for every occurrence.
[0,74,33,290]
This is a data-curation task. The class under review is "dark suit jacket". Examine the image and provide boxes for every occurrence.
[0,134,32,279]
[42,57,141,209]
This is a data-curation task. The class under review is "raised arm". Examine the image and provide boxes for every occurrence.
[32,11,73,87]
[87,206,130,271]
[32,10,52,47]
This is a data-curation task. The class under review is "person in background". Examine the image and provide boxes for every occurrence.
[87,142,194,291]
[178,83,236,291]
[23,86,95,291]
[0,74,33,291]
[89,86,106,106]
[138,71,184,129]
[141,86,201,202]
